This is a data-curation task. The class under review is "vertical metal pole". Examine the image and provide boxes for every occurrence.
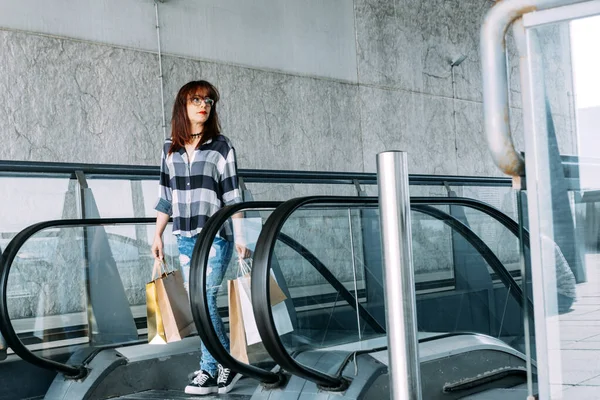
[377,151,422,400]
[154,1,167,139]
[517,190,535,399]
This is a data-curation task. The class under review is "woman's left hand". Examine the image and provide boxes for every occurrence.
[236,243,252,259]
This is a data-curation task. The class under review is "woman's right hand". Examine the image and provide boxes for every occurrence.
[151,236,164,261]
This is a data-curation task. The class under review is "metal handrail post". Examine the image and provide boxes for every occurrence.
[377,151,422,400]
[480,0,589,177]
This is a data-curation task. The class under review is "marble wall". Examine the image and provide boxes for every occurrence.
[0,1,576,175]
[0,1,577,320]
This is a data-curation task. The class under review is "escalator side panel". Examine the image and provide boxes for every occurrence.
[44,350,125,400]
[44,339,203,399]
[249,352,387,400]
[0,356,58,400]
[419,350,527,399]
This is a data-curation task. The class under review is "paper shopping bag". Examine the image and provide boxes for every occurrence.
[156,269,196,342]
[238,274,293,346]
[238,272,287,307]
[146,260,195,344]
[228,278,273,364]
[146,269,166,344]
[229,278,249,363]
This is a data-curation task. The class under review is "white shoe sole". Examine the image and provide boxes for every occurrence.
[217,373,242,394]
[185,385,218,395]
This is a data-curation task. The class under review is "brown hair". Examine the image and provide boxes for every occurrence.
[169,80,221,153]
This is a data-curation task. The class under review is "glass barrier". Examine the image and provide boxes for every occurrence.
[0,176,71,244]
[524,9,600,399]
[5,222,178,358]
[258,203,528,377]
[86,178,163,219]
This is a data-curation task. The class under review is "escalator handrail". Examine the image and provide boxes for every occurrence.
[413,204,532,314]
[0,217,157,377]
[411,197,530,245]
[189,201,386,384]
[190,202,282,384]
[252,195,531,388]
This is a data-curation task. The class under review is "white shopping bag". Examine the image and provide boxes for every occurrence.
[236,259,293,346]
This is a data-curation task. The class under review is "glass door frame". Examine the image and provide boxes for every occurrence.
[521,1,600,398]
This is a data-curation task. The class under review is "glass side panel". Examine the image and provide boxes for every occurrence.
[411,207,527,353]
[363,184,517,221]
[525,11,600,399]
[271,207,369,358]
[5,222,177,358]
[86,178,160,218]
[0,176,71,243]
[431,204,522,275]
[262,203,528,376]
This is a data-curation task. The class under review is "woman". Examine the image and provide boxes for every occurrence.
[152,80,248,395]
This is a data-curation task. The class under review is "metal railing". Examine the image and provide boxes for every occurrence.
[480,0,590,177]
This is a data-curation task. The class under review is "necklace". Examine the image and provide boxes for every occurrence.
[190,132,202,138]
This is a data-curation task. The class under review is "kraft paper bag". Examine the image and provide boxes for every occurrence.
[146,263,166,344]
[156,269,196,342]
[228,258,294,358]
[146,260,195,344]
[228,279,272,364]
[238,275,293,346]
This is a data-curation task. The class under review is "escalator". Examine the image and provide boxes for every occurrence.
[186,196,537,399]
[0,194,534,399]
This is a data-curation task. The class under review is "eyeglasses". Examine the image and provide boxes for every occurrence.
[189,96,214,107]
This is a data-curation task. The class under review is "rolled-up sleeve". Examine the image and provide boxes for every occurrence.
[154,145,173,215]
[220,147,242,206]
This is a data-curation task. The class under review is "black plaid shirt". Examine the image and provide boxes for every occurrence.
[154,135,242,238]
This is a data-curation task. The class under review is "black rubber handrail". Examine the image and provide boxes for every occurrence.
[189,202,386,384]
[413,204,531,314]
[0,217,158,378]
[190,202,282,384]
[411,197,530,246]
[251,196,532,388]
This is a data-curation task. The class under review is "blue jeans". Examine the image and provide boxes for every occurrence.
[177,235,233,377]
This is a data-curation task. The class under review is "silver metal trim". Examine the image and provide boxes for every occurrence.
[480,0,589,177]
[523,0,600,27]
[512,19,535,397]
[377,151,422,400]
[348,209,362,342]
[154,1,167,139]
[522,27,561,400]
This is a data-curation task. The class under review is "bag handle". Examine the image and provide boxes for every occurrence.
[237,257,252,277]
[152,259,169,280]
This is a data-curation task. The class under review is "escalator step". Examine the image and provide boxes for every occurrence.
[113,390,251,399]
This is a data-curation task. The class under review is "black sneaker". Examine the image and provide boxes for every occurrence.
[185,370,218,395]
[217,364,242,394]
[187,369,201,381]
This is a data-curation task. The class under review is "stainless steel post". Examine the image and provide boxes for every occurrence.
[377,151,421,400]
